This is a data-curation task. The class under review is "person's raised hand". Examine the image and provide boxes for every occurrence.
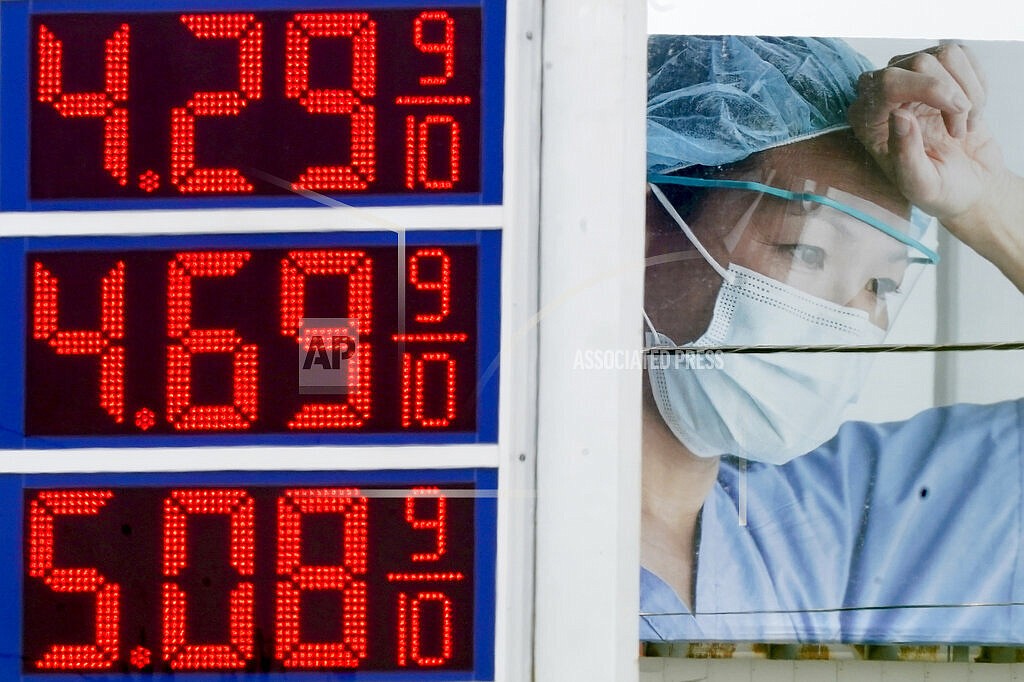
[848,43,1007,227]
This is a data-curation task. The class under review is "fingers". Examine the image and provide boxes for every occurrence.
[881,52,970,137]
[938,41,987,131]
[887,109,939,203]
[883,43,987,137]
[949,41,988,92]
[861,64,966,111]
[912,51,971,138]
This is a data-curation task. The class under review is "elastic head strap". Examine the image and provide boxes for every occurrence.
[648,183,736,284]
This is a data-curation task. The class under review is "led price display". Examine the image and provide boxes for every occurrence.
[0,230,499,448]
[0,0,505,210]
[10,469,496,677]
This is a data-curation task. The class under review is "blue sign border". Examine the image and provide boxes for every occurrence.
[0,228,500,449]
[0,466,498,681]
[0,0,505,211]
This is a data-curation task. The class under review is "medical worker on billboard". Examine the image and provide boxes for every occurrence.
[642,36,1024,642]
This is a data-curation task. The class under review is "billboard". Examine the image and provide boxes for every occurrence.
[640,35,1024,644]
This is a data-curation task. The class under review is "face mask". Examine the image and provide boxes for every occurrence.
[646,184,887,464]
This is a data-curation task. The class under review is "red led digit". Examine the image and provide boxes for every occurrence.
[396,592,454,667]
[413,11,455,86]
[275,488,368,668]
[408,248,451,323]
[36,23,129,187]
[404,116,415,191]
[285,13,377,191]
[170,14,263,193]
[405,488,447,562]
[166,251,259,430]
[280,250,373,429]
[161,489,255,670]
[404,115,461,190]
[33,260,126,424]
[401,352,458,428]
[27,490,120,670]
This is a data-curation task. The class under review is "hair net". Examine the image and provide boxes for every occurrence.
[647,35,875,174]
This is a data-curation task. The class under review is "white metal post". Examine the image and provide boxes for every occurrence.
[534,0,646,680]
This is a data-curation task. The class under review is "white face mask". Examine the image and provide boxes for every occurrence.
[646,261,886,465]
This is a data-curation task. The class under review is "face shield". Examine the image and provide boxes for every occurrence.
[643,171,939,462]
[647,172,937,339]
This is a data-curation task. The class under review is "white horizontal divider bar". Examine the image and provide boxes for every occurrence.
[0,205,504,237]
[0,443,501,474]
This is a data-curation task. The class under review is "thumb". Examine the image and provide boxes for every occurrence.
[887,109,940,205]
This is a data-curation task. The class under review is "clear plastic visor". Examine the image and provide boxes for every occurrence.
[649,173,936,333]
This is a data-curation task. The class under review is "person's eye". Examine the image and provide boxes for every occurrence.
[866,277,901,297]
[780,244,826,270]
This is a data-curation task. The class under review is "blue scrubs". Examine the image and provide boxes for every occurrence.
[640,399,1024,642]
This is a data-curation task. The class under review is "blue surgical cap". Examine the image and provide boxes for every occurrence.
[647,35,874,174]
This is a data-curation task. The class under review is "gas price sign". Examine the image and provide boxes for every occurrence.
[0,0,510,679]
[0,230,500,448]
[0,0,504,210]
[0,468,497,678]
